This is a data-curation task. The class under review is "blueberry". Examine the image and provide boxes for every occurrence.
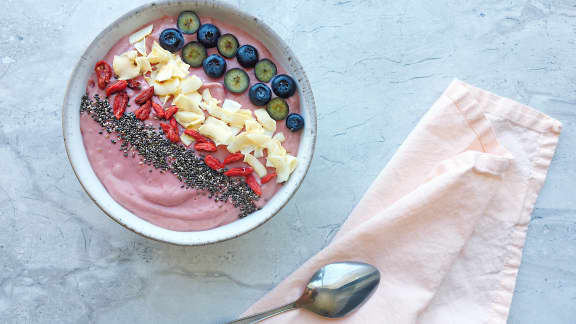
[236,45,259,68]
[181,41,206,67]
[177,11,201,34]
[254,59,277,82]
[249,83,272,106]
[224,68,250,93]
[285,113,304,132]
[197,24,221,48]
[203,54,227,78]
[271,74,296,98]
[159,28,185,52]
[266,98,289,121]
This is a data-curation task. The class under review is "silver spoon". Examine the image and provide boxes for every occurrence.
[228,261,380,323]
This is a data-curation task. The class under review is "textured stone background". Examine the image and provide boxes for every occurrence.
[1,0,575,323]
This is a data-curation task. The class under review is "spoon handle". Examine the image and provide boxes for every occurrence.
[226,301,298,324]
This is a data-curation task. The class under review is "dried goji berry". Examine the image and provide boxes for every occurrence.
[245,174,262,196]
[183,129,211,143]
[260,172,277,184]
[223,153,244,165]
[151,101,165,119]
[134,100,151,120]
[160,123,179,143]
[194,142,217,152]
[106,80,127,97]
[88,79,95,88]
[127,79,141,90]
[135,86,154,105]
[113,92,128,119]
[169,130,180,143]
[204,155,224,171]
[170,117,178,131]
[94,60,112,90]
[160,123,172,136]
[224,167,253,177]
[164,105,178,119]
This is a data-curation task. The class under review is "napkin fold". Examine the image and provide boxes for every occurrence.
[243,79,561,323]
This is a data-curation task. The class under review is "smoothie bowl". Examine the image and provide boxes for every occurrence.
[63,1,316,245]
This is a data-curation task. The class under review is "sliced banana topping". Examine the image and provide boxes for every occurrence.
[152,78,180,96]
[129,24,153,44]
[112,50,140,80]
[133,38,147,56]
[174,111,205,129]
[173,93,202,114]
[222,99,242,112]
[245,119,263,133]
[254,109,276,132]
[244,153,267,177]
[180,75,203,94]
[147,41,172,64]
[272,132,285,142]
[199,117,237,146]
[265,153,298,183]
[135,57,151,73]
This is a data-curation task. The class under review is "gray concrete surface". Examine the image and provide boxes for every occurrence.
[1,0,575,323]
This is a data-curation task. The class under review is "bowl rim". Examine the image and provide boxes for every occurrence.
[62,0,317,246]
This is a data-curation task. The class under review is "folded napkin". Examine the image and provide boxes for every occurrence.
[243,80,562,323]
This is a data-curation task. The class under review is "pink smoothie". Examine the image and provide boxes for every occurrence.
[81,15,301,231]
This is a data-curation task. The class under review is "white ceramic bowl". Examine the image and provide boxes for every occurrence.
[62,0,316,245]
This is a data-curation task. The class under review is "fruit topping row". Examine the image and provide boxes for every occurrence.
[91,12,306,185]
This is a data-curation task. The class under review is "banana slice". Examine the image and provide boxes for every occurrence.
[129,24,153,44]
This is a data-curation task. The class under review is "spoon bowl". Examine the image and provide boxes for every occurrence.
[299,262,381,318]
[229,261,380,323]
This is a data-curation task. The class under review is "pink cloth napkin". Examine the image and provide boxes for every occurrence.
[243,79,562,323]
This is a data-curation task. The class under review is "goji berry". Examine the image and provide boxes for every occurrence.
[260,172,277,184]
[170,117,178,131]
[151,101,165,119]
[204,155,224,171]
[94,60,112,90]
[164,105,178,119]
[88,79,95,88]
[223,153,244,165]
[135,86,154,105]
[134,100,151,120]
[127,79,141,90]
[160,123,172,136]
[113,92,128,119]
[169,130,180,143]
[245,174,262,196]
[106,80,127,97]
[184,129,211,143]
[160,123,179,143]
[194,142,217,152]
[224,167,253,177]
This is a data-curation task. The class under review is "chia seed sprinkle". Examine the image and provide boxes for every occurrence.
[80,94,258,218]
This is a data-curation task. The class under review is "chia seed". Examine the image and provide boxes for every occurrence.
[80,94,258,218]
